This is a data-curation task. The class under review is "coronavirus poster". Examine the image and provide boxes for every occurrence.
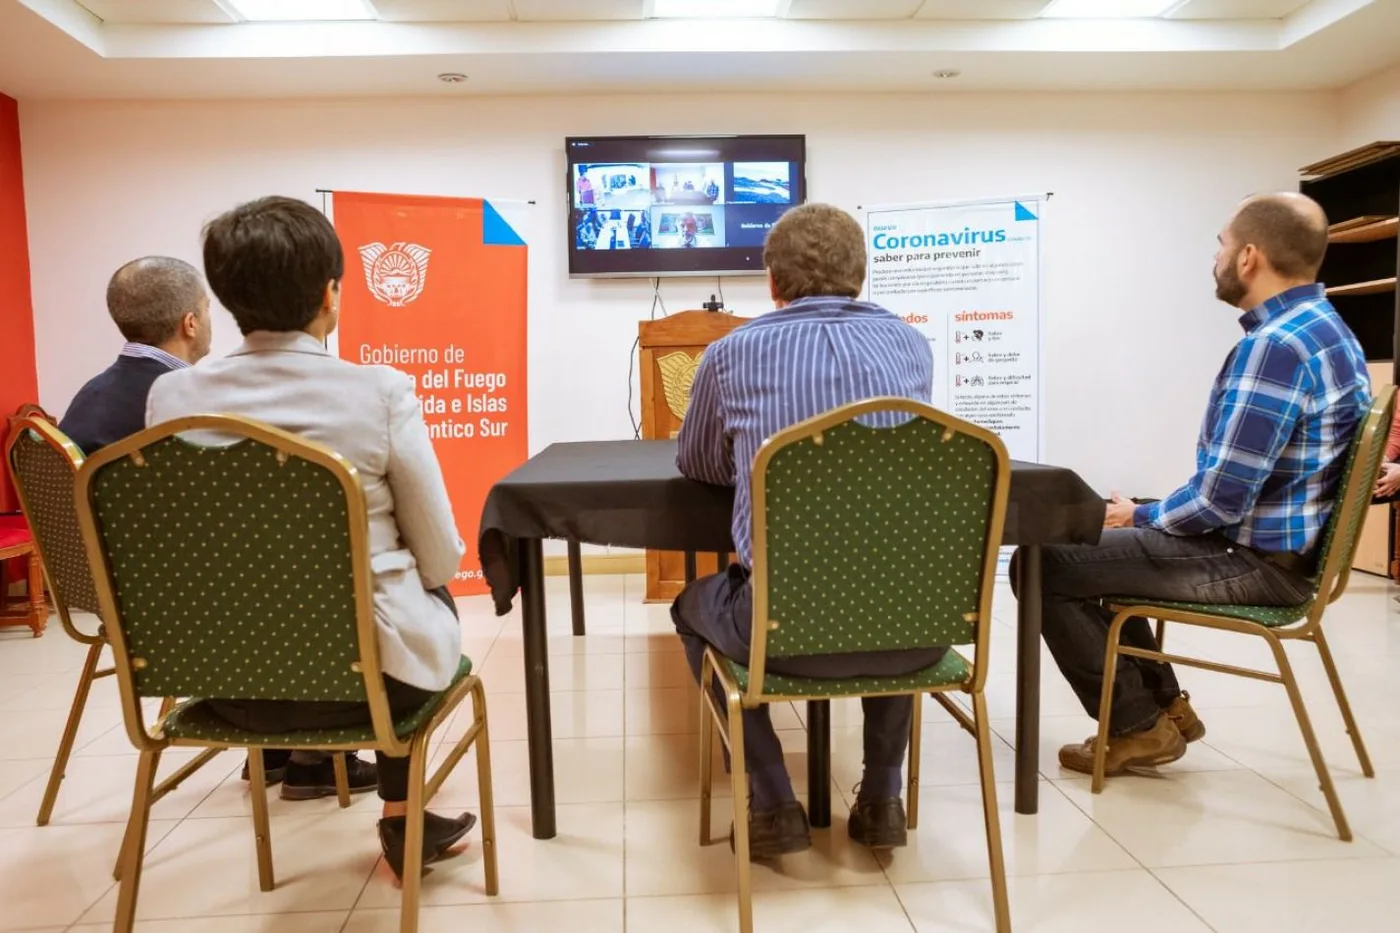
[865,196,1044,463]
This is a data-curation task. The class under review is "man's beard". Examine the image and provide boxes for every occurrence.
[1215,253,1247,306]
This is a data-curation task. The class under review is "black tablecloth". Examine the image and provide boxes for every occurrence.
[479,439,1105,615]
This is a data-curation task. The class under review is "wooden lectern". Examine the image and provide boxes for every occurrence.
[639,310,751,601]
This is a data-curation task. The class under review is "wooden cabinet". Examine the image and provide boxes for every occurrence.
[1301,143,1400,578]
[638,310,751,602]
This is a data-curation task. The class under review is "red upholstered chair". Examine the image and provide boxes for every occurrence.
[1,405,52,636]
[0,514,45,637]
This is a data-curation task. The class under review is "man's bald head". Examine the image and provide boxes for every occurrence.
[1228,193,1329,280]
[106,256,207,346]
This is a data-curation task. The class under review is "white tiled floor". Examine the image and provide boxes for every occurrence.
[2,572,1398,932]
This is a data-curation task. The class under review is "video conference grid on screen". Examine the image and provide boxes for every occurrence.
[571,160,796,252]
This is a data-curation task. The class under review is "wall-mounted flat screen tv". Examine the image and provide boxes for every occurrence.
[565,134,807,278]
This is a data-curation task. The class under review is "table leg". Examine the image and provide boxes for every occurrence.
[806,700,831,828]
[684,551,697,584]
[716,551,729,569]
[519,538,557,839]
[567,540,585,637]
[1015,545,1043,815]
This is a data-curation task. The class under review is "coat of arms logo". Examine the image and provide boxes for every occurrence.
[657,350,703,422]
[358,242,432,307]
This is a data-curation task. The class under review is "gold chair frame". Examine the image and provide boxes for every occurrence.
[6,416,118,825]
[74,415,498,933]
[1091,386,1397,843]
[698,397,1012,933]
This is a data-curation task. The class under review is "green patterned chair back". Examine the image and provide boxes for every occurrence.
[6,416,103,642]
[75,416,376,709]
[1311,386,1396,610]
[747,397,1009,691]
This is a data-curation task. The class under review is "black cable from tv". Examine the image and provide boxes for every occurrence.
[626,333,642,439]
[626,278,669,439]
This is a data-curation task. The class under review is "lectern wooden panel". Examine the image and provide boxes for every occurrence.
[640,310,751,602]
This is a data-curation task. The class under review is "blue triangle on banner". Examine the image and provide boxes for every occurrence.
[483,200,526,246]
[1014,201,1038,222]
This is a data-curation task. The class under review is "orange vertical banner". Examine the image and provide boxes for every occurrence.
[333,191,528,597]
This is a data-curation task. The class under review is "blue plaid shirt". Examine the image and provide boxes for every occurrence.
[1134,284,1370,555]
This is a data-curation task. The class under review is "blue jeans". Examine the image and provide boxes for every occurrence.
[671,565,944,808]
[1015,528,1311,736]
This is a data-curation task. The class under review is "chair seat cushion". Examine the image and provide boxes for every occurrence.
[725,648,970,698]
[161,655,473,747]
[0,515,34,551]
[1106,598,1314,629]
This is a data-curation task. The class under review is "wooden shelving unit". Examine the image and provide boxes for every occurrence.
[1302,141,1400,578]
[1326,277,1398,297]
[1328,216,1398,244]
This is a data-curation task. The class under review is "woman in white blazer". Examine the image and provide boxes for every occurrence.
[147,196,473,879]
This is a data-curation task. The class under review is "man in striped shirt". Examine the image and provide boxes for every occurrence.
[1024,193,1370,778]
[673,203,939,858]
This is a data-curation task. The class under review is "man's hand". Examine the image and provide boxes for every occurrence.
[1375,462,1400,499]
[1104,492,1137,529]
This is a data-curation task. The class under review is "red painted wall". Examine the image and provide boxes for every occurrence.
[0,92,38,512]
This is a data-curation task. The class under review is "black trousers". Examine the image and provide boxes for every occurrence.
[671,565,944,807]
[208,587,457,802]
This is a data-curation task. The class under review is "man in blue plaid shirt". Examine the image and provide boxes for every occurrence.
[1024,192,1370,777]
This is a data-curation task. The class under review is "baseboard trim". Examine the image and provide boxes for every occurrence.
[543,554,646,577]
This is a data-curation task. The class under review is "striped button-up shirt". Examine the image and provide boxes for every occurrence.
[676,296,934,568]
[1134,284,1370,555]
[119,342,190,372]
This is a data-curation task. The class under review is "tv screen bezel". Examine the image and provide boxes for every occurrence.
[564,134,807,279]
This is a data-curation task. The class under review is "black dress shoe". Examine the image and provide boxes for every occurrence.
[847,796,908,849]
[241,750,293,785]
[730,801,812,860]
[378,811,478,880]
[280,754,378,801]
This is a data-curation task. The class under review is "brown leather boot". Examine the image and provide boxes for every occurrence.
[1059,713,1186,776]
[1164,692,1206,742]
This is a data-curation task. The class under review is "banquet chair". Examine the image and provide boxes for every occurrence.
[74,415,498,933]
[698,397,1011,933]
[1095,386,1396,841]
[7,415,356,835]
[6,415,113,823]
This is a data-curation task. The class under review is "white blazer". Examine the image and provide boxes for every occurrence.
[146,330,465,692]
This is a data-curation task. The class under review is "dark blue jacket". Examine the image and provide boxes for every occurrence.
[59,356,177,455]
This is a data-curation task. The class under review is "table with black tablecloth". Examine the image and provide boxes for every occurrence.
[479,439,1104,840]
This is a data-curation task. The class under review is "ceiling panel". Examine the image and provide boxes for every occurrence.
[787,0,925,19]
[76,0,235,24]
[510,0,648,20]
[1168,0,1312,18]
[912,0,1050,19]
[372,0,512,21]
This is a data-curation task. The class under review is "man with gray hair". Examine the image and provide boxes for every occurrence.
[59,256,213,455]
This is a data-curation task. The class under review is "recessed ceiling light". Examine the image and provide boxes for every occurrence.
[222,0,377,22]
[1039,0,1181,17]
[652,0,782,18]
[932,69,961,79]
[438,73,468,84]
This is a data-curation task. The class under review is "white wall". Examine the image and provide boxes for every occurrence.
[19,91,1338,499]
[1339,63,1400,148]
